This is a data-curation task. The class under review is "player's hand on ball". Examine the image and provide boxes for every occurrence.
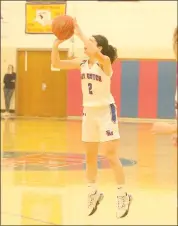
[53,39,65,47]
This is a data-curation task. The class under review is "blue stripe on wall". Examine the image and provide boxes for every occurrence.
[120,61,139,117]
[157,61,177,119]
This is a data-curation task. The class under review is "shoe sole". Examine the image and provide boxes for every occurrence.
[88,193,104,216]
[117,195,133,219]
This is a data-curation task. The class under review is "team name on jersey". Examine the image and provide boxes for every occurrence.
[81,73,102,82]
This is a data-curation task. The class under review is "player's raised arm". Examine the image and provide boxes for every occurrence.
[73,19,110,66]
[73,18,117,76]
[51,39,81,70]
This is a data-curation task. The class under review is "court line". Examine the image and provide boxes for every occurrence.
[1,153,106,169]
[2,157,136,169]
[2,115,175,123]
[1,211,58,225]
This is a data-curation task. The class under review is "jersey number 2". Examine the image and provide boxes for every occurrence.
[88,83,93,94]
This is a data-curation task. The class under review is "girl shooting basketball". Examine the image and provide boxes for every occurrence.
[51,18,132,218]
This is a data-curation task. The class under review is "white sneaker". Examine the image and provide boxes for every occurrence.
[88,190,104,216]
[116,192,132,218]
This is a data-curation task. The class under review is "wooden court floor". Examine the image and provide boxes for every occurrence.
[1,118,177,225]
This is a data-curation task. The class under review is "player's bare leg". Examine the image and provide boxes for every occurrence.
[84,142,104,216]
[101,139,132,218]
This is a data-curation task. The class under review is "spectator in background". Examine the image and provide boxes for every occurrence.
[3,64,16,116]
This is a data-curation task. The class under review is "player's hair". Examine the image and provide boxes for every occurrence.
[92,35,117,64]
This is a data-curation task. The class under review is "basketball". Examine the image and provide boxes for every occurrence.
[52,15,74,40]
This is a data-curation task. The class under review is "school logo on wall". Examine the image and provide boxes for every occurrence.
[25,1,66,34]
[2,152,137,171]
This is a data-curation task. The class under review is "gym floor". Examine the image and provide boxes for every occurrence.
[1,118,177,225]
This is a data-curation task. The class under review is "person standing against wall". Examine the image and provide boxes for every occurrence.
[3,65,16,117]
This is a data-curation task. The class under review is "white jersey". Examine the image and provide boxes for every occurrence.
[80,60,115,107]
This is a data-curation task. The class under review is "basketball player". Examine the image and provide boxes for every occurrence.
[152,27,177,145]
[51,18,132,218]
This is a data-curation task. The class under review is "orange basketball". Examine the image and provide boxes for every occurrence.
[52,15,74,40]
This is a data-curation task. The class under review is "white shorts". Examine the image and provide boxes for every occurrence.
[82,104,120,142]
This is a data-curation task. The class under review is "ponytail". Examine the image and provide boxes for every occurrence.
[106,45,118,64]
[93,34,118,64]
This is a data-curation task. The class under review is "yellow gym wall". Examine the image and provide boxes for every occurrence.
[1,1,177,110]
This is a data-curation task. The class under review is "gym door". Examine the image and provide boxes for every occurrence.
[16,50,67,117]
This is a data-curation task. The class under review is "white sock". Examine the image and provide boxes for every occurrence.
[117,185,125,195]
[88,183,97,194]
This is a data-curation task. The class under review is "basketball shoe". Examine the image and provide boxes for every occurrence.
[116,192,132,218]
[88,190,104,216]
